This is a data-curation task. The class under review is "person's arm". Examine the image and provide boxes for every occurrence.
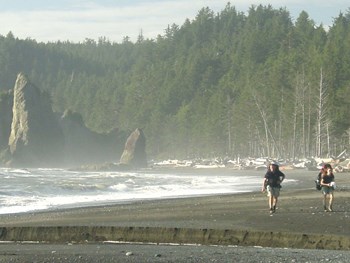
[262,178,267,192]
[277,171,285,184]
[320,176,325,186]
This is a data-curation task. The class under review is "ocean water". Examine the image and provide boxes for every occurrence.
[0,167,294,215]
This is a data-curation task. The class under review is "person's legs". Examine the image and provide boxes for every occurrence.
[273,196,278,211]
[267,186,273,212]
[322,187,329,211]
[267,187,279,213]
[272,187,280,212]
[268,195,273,211]
[323,194,327,211]
[328,192,334,211]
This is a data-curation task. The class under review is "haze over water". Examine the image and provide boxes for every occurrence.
[0,167,296,215]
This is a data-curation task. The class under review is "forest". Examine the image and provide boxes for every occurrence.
[0,3,349,161]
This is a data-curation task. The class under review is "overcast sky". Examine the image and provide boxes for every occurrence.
[0,0,349,43]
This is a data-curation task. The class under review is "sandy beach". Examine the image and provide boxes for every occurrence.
[0,168,349,262]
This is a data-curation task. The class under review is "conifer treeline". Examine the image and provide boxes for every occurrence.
[0,3,349,160]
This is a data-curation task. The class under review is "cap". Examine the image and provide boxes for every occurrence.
[270,161,279,166]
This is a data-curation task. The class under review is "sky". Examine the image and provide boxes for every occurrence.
[0,0,349,43]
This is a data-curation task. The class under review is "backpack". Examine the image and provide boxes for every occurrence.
[315,173,321,190]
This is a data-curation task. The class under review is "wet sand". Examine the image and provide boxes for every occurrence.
[0,168,349,262]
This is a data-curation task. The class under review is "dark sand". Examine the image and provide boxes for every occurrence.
[0,168,350,262]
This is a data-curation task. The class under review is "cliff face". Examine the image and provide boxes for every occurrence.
[7,73,64,167]
[60,110,121,167]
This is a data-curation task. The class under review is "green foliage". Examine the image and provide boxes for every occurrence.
[0,4,349,160]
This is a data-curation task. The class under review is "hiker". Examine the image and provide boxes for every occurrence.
[261,161,285,214]
[320,164,335,212]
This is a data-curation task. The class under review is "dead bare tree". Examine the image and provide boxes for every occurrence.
[251,90,281,159]
[253,94,270,157]
[292,77,300,160]
[293,70,310,159]
[316,67,329,157]
[226,94,233,155]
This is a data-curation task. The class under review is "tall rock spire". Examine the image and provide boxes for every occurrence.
[8,73,64,167]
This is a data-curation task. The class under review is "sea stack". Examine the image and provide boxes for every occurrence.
[119,128,147,168]
[8,73,64,167]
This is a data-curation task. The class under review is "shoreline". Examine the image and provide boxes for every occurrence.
[0,166,298,216]
[0,169,349,251]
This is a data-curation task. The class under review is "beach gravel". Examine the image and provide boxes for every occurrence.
[1,242,350,263]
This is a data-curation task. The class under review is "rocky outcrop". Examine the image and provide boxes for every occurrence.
[0,73,128,168]
[7,73,64,167]
[0,90,13,151]
[119,128,147,168]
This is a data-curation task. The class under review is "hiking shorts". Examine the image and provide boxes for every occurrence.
[266,185,280,197]
[322,186,334,195]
